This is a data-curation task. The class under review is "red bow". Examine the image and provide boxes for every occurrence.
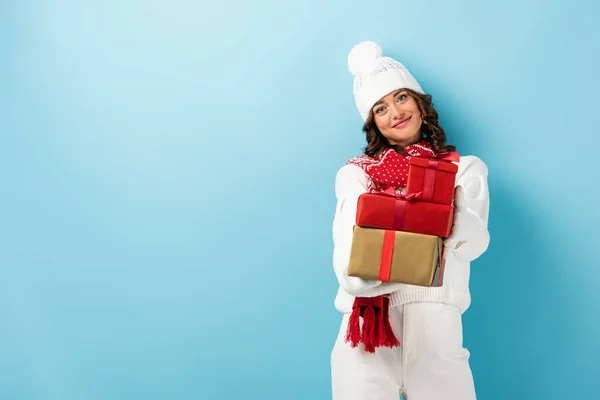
[377,186,422,201]
[430,151,460,163]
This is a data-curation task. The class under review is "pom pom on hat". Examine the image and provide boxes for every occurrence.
[348,41,382,75]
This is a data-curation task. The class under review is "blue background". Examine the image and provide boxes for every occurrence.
[2,0,599,399]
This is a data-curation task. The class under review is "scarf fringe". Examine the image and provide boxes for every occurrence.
[345,305,362,348]
[344,295,400,353]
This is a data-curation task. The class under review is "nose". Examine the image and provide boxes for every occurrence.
[390,103,404,120]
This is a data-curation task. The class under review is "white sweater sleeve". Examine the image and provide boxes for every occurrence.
[445,156,491,262]
[332,165,408,298]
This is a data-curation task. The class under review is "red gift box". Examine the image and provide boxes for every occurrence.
[356,190,454,238]
[406,155,459,205]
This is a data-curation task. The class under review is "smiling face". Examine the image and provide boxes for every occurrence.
[372,89,423,149]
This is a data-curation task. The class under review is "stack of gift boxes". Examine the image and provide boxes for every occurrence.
[348,155,459,287]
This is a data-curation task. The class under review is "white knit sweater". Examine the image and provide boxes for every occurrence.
[332,155,490,314]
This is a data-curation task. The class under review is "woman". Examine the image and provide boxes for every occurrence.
[331,41,490,400]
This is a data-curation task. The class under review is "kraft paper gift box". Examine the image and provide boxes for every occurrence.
[355,190,454,238]
[348,226,445,287]
[406,156,459,206]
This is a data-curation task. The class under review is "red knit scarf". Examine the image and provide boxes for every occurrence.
[345,139,436,353]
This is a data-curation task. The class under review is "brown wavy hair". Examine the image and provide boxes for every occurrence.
[362,89,456,157]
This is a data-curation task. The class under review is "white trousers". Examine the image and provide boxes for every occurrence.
[331,302,476,400]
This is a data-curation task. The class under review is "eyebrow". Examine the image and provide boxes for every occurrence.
[372,89,406,108]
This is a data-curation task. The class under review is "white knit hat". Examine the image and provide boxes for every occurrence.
[348,41,424,121]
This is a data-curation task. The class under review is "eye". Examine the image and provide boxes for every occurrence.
[375,106,386,114]
[396,94,408,103]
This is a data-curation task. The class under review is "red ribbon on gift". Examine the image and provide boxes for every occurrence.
[379,230,395,282]
[423,166,436,201]
[377,186,421,201]
[431,151,460,163]
[435,245,447,287]
[377,186,421,231]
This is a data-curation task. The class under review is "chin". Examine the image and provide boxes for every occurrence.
[386,131,420,144]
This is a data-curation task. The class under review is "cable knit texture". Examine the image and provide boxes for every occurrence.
[332,155,490,314]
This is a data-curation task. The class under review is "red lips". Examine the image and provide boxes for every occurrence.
[393,116,411,128]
